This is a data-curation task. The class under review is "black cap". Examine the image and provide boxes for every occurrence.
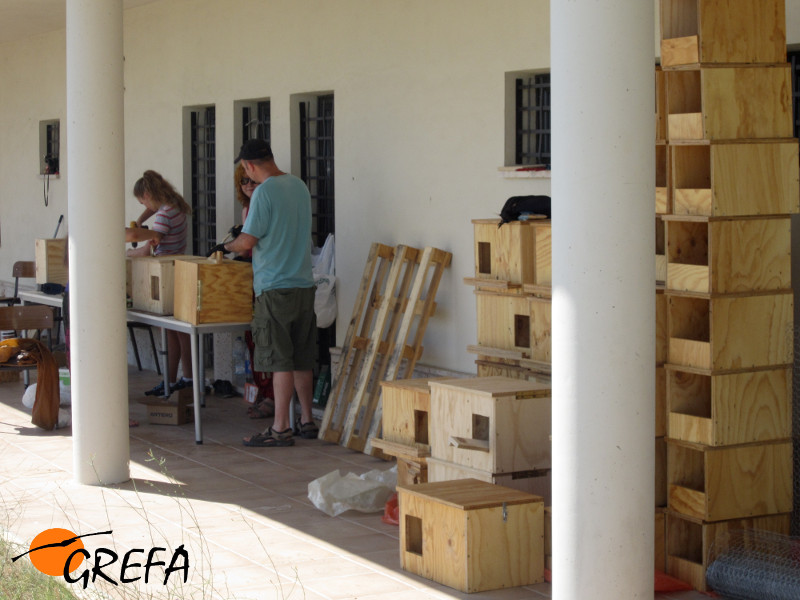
[234,139,273,163]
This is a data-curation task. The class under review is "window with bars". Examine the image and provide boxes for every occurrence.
[39,119,60,175]
[515,73,551,167]
[241,100,271,144]
[189,106,217,255]
[187,105,217,367]
[299,93,335,370]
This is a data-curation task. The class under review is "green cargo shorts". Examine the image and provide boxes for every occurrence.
[251,286,317,372]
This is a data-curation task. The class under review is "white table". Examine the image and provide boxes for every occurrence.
[19,291,250,444]
[18,289,64,308]
[126,309,250,444]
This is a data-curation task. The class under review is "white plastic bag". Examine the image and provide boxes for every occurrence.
[311,234,337,328]
[308,465,397,517]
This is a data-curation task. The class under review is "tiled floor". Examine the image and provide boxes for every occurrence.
[0,368,717,599]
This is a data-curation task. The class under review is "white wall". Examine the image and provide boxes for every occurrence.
[2,0,800,374]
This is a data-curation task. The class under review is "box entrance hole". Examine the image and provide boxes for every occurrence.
[472,414,490,442]
[405,515,423,555]
[514,314,530,348]
[414,410,429,445]
[150,276,161,301]
[477,242,492,275]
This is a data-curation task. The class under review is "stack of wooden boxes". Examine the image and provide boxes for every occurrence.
[464,218,552,383]
[392,375,551,592]
[658,0,797,590]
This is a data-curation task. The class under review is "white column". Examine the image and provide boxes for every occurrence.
[67,0,130,484]
[550,2,655,599]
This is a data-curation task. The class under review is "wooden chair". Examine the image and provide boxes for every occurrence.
[0,305,55,340]
[0,261,36,306]
[0,305,55,384]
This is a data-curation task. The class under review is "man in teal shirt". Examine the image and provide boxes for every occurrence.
[226,139,318,447]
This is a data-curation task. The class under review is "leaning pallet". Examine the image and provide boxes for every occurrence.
[319,242,452,455]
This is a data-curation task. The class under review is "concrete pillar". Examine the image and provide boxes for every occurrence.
[66,0,130,484]
[550,2,655,599]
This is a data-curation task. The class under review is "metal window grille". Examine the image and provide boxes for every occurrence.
[515,73,551,166]
[300,94,335,371]
[189,106,217,367]
[190,106,217,254]
[242,101,271,143]
[45,122,59,173]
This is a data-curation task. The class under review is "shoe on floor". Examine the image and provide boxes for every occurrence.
[294,418,319,439]
[171,377,192,392]
[144,381,170,397]
[242,426,295,447]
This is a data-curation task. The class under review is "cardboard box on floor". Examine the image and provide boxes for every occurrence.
[139,387,193,425]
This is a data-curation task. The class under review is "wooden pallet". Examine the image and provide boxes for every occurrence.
[319,243,451,454]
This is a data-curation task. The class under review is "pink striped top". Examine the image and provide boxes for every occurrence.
[152,204,188,256]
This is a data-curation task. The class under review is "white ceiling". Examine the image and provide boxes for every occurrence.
[0,0,158,45]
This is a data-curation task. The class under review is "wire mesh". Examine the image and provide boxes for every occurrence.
[706,529,800,599]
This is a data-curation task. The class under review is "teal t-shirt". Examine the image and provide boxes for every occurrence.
[242,174,314,294]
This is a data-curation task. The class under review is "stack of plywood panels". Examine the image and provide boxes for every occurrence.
[658,0,798,590]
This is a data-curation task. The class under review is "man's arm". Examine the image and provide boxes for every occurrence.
[224,232,258,254]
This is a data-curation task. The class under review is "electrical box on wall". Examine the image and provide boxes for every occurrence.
[39,119,60,175]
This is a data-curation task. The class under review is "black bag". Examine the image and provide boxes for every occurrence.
[499,195,551,227]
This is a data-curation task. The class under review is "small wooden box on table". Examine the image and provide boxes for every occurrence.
[174,254,253,324]
[130,254,197,314]
[398,478,544,593]
[34,238,68,285]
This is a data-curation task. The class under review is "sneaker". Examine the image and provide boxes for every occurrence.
[294,418,319,439]
[171,377,192,392]
[144,381,170,397]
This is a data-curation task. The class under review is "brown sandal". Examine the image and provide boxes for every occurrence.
[246,400,275,419]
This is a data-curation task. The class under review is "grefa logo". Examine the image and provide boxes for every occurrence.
[12,527,190,589]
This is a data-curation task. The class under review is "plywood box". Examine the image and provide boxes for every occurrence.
[474,289,551,363]
[665,510,790,592]
[670,141,799,217]
[34,238,67,285]
[665,66,793,141]
[380,377,452,448]
[667,438,792,522]
[472,219,551,286]
[666,366,791,446]
[427,456,551,506]
[667,292,793,371]
[398,478,544,592]
[660,0,786,67]
[130,254,197,314]
[665,216,791,295]
[370,437,429,487]
[429,376,551,474]
[173,255,253,324]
